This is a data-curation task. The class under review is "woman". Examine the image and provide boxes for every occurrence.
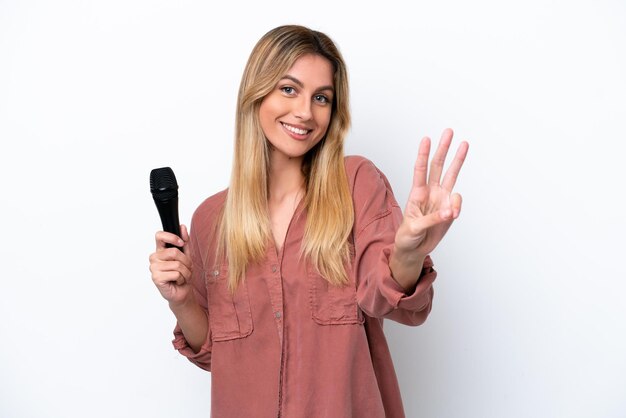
[149,24,468,418]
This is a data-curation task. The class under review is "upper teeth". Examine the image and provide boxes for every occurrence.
[283,123,308,135]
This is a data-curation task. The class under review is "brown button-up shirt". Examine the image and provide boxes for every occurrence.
[172,155,437,418]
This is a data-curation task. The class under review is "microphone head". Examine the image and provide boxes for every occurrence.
[150,167,178,201]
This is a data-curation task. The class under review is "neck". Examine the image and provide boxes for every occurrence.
[268,155,305,203]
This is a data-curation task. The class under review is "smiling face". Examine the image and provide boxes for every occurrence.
[259,54,335,165]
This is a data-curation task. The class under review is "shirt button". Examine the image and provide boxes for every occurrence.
[271,265,278,273]
[275,311,281,318]
[212,270,219,277]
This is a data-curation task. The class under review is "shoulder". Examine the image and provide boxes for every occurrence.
[344,155,394,196]
[188,188,228,266]
[190,188,228,231]
[344,155,400,229]
[344,154,377,178]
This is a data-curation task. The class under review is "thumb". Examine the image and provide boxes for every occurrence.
[451,193,463,219]
[180,224,190,241]
[180,224,190,255]
[414,208,453,231]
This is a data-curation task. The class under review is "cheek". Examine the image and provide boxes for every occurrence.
[260,96,287,122]
[259,103,277,133]
[315,108,332,133]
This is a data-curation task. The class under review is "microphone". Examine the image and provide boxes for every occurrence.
[150,167,182,250]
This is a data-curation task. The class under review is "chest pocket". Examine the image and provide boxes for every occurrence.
[206,265,254,342]
[307,264,364,325]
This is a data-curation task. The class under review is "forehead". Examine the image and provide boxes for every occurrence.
[283,54,334,88]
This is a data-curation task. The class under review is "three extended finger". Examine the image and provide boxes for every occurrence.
[441,141,469,191]
[412,137,431,189]
[428,128,453,186]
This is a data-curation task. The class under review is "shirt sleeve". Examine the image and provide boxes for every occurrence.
[349,156,437,326]
[171,208,213,371]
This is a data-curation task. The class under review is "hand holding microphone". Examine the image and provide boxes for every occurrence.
[148,167,193,305]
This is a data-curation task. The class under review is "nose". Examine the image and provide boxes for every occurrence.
[293,96,312,121]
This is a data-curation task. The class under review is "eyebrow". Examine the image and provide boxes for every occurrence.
[279,75,334,93]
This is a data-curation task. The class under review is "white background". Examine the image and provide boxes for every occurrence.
[1,1,625,417]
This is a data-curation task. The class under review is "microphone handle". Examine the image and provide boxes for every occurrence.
[155,197,183,250]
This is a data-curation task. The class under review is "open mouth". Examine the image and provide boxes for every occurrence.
[281,122,311,136]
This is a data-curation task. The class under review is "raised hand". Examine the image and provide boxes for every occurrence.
[148,225,193,306]
[394,128,469,258]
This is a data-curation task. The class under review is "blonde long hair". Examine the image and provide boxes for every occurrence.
[219,25,353,291]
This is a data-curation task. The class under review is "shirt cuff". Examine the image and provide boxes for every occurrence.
[381,246,436,312]
[172,323,212,363]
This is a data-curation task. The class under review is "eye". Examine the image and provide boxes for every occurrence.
[314,94,330,104]
[280,86,296,95]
